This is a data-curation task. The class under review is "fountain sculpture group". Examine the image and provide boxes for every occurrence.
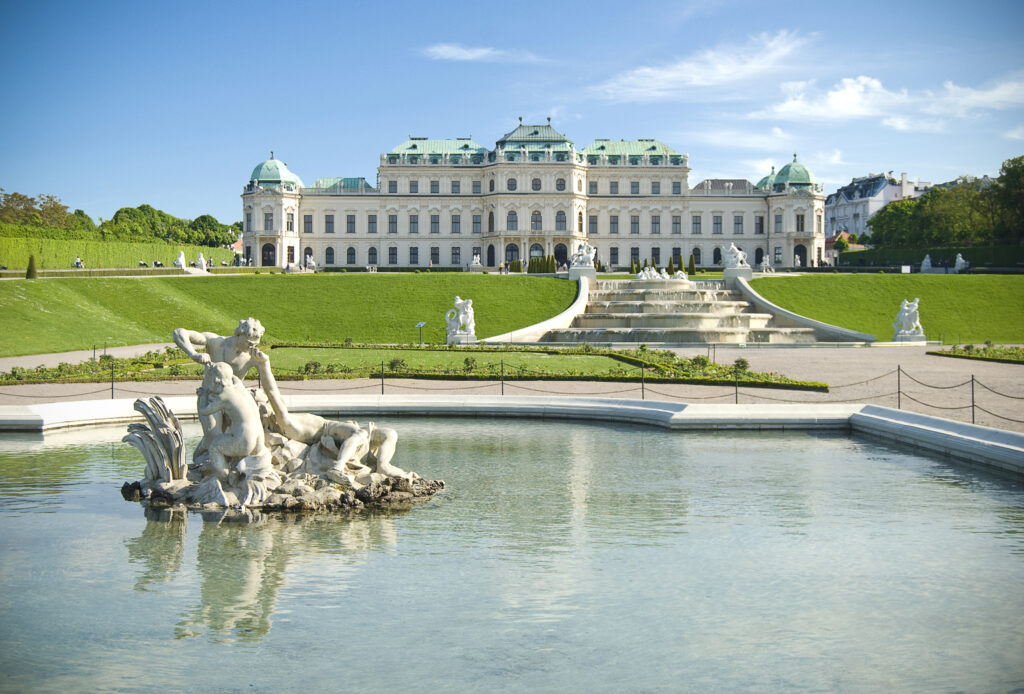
[122,318,443,512]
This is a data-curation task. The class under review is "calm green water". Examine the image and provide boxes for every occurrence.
[1,419,1023,693]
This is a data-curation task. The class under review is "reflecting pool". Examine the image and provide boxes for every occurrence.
[1,419,1023,692]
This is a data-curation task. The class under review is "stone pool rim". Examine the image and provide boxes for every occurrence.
[1,395,1021,478]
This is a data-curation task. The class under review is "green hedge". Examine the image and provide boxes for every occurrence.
[839,245,1024,268]
[0,236,235,269]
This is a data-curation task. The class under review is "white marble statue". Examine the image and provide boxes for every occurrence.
[471,252,481,266]
[724,243,750,269]
[445,296,476,344]
[671,270,688,280]
[569,241,597,268]
[173,251,186,269]
[892,298,925,341]
[955,253,969,273]
[123,320,440,510]
[197,253,207,272]
[759,257,775,273]
[921,254,932,273]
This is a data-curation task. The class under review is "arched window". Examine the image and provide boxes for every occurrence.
[489,179,495,192]
[532,178,541,191]
[577,212,583,231]
[555,211,566,231]
[507,178,517,192]
[556,178,566,191]
[692,247,702,265]
[713,247,722,265]
[531,211,542,231]
[346,247,356,264]
[505,243,520,262]
[577,179,582,191]
[368,247,378,265]
[488,212,494,233]
[529,243,544,258]
[303,246,313,263]
[554,243,568,266]
[754,247,764,266]
[507,211,518,231]
[325,247,335,265]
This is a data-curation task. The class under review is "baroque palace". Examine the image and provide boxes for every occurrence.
[242,121,826,271]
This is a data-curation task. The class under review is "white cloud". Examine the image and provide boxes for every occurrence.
[422,43,543,63]
[752,73,1024,132]
[1007,125,1024,140]
[593,30,811,102]
[827,149,845,165]
[688,126,792,150]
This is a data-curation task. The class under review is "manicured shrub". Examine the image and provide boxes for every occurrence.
[25,254,37,279]
[688,254,696,276]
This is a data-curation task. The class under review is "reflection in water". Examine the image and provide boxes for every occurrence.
[124,506,404,643]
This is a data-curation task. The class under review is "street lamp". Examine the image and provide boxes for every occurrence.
[415,321,426,346]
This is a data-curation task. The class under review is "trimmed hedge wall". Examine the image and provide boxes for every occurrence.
[0,236,235,269]
[839,245,1024,268]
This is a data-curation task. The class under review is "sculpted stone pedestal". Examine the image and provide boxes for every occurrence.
[568,266,596,282]
[447,332,477,345]
[723,267,753,290]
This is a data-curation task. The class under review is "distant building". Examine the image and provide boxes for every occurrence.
[241,122,827,271]
[824,231,866,265]
[825,172,929,238]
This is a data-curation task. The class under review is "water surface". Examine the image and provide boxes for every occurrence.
[1,419,1022,692]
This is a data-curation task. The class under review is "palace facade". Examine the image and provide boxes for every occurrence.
[241,121,826,271]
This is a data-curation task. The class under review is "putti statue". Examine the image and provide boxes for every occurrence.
[892,298,925,342]
[173,251,186,269]
[921,254,933,273]
[122,319,442,511]
[759,257,775,273]
[569,241,597,267]
[445,296,476,345]
[954,253,969,273]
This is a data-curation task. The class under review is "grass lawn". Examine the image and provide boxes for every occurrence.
[0,274,577,357]
[750,274,1024,344]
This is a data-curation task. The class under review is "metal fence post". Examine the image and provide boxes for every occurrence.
[110,362,115,399]
[501,359,504,396]
[734,370,739,404]
[641,364,645,400]
[897,365,901,410]
[381,360,385,395]
[971,375,975,424]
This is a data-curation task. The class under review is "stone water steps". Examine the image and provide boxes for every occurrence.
[541,279,817,344]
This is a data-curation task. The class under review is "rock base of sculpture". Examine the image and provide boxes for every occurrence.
[723,267,753,289]
[893,332,927,343]
[568,266,596,282]
[468,261,485,273]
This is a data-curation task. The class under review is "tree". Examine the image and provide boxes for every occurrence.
[688,253,696,276]
[991,155,1024,244]
[834,236,849,253]
[868,197,918,247]
[846,232,859,244]
[0,189,40,225]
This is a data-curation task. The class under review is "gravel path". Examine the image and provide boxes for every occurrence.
[1,344,1021,432]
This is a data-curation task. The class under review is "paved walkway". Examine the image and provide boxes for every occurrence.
[1,344,1021,433]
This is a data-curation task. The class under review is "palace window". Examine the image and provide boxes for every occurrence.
[734,216,743,234]
[589,215,598,235]
[368,214,377,234]
[775,214,783,233]
[630,181,640,195]
[409,246,419,265]
[452,180,460,194]
[264,212,273,231]
[325,214,334,234]
[796,214,805,233]
[610,181,619,195]
[473,181,481,194]
[713,215,722,234]
[452,247,461,264]
[672,247,681,265]
[303,214,312,234]
[388,214,397,234]
[388,181,397,193]
[245,213,251,232]
[473,214,481,234]
[651,247,661,265]
[507,211,518,231]
[672,182,682,195]
[507,178,517,192]
[631,247,640,264]
[489,180,495,192]
[755,216,764,234]
[409,181,418,194]
[368,247,378,265]
[431,214,440,234]
[630,215,639,234]
[430,246,439,265]
[389,246,398,264]
[556,178,566,191]
[610,215,619,234]
[286,213,294,232]
[651,182,660,195]
[409,214,419,234]
[346,247,356,264]
[578,212,583,231]
[452,214,461,234]
[346,214,356,234]
[531,211,542,231]
[532,178,542,191]
[555,211,566,231]
[693,247,702,265]
[325,247,334,264]
[672,215,681,235]
[774,246,783,264]
[610,246,619,265]
[589,181,597,195]
[287,246,295,264]
[692,215,702,234]
[430,180,439,194]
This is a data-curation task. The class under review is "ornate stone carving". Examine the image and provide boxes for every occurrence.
[445,296,477,344]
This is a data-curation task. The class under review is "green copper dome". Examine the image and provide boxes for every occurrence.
[249,154,304,189]
[773,154,814,188]
[756,166,777,191]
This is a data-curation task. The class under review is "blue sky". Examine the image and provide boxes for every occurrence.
[2,0,1022,224]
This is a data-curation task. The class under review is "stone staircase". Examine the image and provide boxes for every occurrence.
[540,279,817,344]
